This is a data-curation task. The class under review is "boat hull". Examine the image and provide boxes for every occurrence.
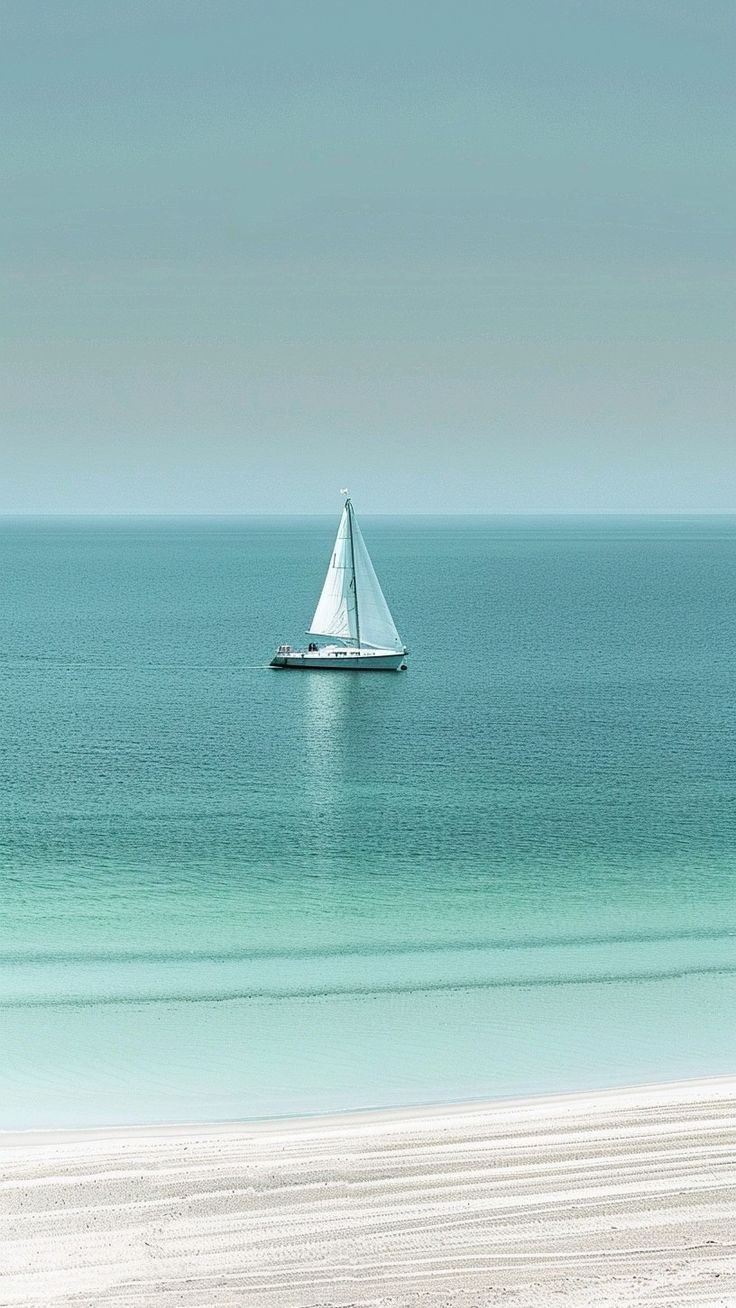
[271,647,407,671]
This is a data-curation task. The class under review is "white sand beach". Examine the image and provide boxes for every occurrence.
[1,1078,735,1308]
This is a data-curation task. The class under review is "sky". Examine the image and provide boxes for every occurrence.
[2,0,734,514]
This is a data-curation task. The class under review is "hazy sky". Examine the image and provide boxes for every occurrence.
[2,0,734,513]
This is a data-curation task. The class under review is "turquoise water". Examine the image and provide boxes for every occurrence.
[1,516,735,1128]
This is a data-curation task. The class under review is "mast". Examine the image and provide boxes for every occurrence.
[345,494,360,648]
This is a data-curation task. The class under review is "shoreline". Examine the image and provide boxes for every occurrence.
[2,1072,735,1145]
[2,1075,735,1306]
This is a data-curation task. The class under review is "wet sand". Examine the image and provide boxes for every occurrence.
[1,1078,735,1307]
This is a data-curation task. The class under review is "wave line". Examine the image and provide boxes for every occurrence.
[3,962,735,1010]
[2,926,734,969]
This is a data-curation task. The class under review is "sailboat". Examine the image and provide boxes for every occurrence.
[271,492,408,671]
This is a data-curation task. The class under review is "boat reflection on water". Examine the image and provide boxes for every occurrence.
[302,668,356,795]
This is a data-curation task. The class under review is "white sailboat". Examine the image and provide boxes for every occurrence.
[271,492,408,671]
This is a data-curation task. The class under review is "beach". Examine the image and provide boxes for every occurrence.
[4,0,735,1295]
[1,1077,734,1307]
[2,521,736,1303]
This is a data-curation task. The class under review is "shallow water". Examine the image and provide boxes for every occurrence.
[1,516,735,1127]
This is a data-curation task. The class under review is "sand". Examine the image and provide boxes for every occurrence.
[1,1078,735,1307]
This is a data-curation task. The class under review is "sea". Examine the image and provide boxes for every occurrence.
[1,516,735,1129]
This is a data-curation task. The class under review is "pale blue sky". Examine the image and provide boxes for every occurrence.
[2,0,734,513]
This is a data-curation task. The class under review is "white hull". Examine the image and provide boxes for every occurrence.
[271,645,407,671]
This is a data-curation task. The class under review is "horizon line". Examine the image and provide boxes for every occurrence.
[1,510,736,521]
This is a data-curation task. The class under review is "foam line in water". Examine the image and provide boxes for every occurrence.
[3,961,735,1009]
[1,924,734,968]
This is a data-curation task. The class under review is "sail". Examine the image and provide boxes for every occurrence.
[349,510,404,652]
[307,504,359,641]
[308,498,404,651]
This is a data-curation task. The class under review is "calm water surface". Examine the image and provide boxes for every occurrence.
[1,516,734,1126]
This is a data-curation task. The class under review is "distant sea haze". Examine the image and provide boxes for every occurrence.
[1,516,735,1127]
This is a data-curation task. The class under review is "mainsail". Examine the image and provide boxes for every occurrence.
[308,503,358,643]
[307,498,404,652]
